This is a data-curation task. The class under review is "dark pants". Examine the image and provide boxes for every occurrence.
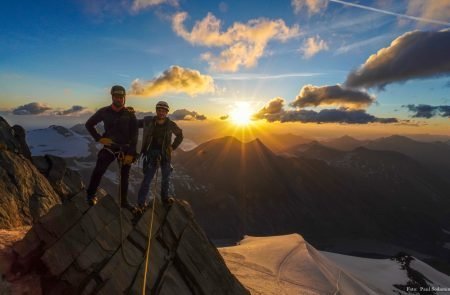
[137,149,173,206]
[86,148,131,204]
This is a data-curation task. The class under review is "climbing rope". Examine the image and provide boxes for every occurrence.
[116,149,142,267]
[108,128,168,293]
[141,121,169,294]
[141,157,159,294]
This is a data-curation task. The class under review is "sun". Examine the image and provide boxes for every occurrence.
[230,102,253,126]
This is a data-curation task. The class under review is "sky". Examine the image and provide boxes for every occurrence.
[1,0,450,140]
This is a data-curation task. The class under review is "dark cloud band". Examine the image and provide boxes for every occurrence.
[277,108,397,124]
[403,104,450,118]
[170,109,207,120]
[55,105,87,116]
[253,97,396,124]
[292,84,374,108]
[13,102,52,115]
[345,30,450,89]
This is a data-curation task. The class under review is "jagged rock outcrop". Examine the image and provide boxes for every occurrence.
[0,117,31,160]
[9,191,249,294]
[32,155,84,200]
[0,117,85,228]
[0,143,61,229]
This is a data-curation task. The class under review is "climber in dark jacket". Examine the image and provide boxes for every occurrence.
[137,100,183,207]
[85,85,138,208]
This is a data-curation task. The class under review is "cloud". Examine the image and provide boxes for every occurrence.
[403,104,450,118]
[260,106,396,124]
[252,97,285,121]
[253,97,396,124]
[291,0,328,15]
[131,0,178,11]
[172,12,300,72]
[55,105,88,116]
[13,102,52,115]
[170,109,207,120]
[130,65,215,97]
[406,0,450,27]
[345,30,450,89]
[220,115,229,120]
[291,84,374,109]
[440,106,450,117]
[300,35,328,58]
[394,119,428,127]
[279,108,397,124]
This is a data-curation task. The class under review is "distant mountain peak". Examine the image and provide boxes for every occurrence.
[200,136,272,148]
[215,135,243,144]
[383,134,415,142]
[49,125,73,137]
[320,135,367,152]
[27,125,91,158]
[330,135,361,143]
[246,138,274,155]
[246,137,265,146]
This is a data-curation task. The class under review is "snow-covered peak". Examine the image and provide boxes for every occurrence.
[219,234,450,295]
[48,125,73,137]
[27,125,92,158]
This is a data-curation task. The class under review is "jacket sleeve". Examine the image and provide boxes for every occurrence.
[128,113,138,155]
[171,122,183,150]
[85,110,103,142]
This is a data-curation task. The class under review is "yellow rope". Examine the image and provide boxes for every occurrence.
[142,158,160,294]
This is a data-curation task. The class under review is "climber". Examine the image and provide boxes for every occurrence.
[85,85,138,208]
[137,100,183,209]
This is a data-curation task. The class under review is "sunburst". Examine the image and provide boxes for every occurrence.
[229,102,253,126]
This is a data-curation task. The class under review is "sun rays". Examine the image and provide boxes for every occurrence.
[229,102,253,126]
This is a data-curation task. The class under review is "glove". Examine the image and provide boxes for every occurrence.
[123,154,135,165]
[98,137,113,145]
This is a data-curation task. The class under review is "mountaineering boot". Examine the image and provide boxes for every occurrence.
[87,195,98,206]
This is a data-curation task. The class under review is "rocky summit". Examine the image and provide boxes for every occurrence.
[8,191,248,294]
[0,116,248,294]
